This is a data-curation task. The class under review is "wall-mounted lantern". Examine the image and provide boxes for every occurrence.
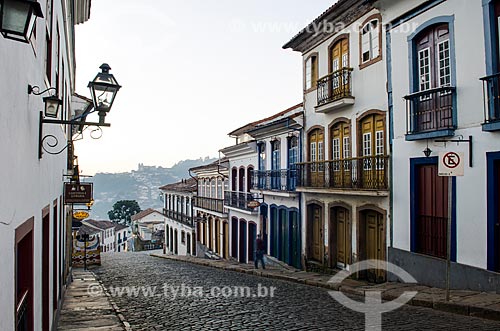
[88,63,122,125]
[0,0,43,43]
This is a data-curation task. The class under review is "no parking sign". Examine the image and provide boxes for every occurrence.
[438,152,465,177]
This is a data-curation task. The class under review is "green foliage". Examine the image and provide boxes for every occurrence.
[108,200,141,226]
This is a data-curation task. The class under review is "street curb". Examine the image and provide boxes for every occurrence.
[150,253,500,322]
[90,270,133,331]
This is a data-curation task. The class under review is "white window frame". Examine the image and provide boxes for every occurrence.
[361,19,380,64]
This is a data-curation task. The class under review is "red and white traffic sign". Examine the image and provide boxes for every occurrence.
[438,152,464,176]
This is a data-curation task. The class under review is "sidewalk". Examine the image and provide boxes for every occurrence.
[57,269,129,331]
[151,253,500,322]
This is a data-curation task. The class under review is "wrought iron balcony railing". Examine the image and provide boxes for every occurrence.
[317,68,353,106]
[194,196,225,214]
[481,73,500,124]
[252,169,297,192]
[404,86,456,134]
[163,208,194,227]
[296,156,389,190]
[224,191,257,212]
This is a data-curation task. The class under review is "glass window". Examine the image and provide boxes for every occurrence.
[361,19,380,63]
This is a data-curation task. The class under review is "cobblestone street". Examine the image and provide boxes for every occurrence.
[93,253,500,330]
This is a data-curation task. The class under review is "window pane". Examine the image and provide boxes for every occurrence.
[438,40,451,88]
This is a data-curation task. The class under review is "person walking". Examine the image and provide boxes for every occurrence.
[255,234,266,269]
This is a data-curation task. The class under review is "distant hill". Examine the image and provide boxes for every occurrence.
[89,157,216,220]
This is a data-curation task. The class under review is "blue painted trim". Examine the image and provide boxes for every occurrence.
[483,0,498,76]
[388,0,446,30]
[410,157,457,261]
[405,129,455,141]
[483,121,500,131]
[486,152,500,271]
[408,16,458,131]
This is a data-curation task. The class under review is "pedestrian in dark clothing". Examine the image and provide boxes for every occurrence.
[255,234,266,269]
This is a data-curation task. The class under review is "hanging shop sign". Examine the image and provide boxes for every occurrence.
[64,183,93,204]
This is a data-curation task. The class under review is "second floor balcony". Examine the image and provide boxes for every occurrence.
[252,169,297,192]
[481,73,500,131]
[194,196,226,214]
[404,86,456,140]
[163,208,194,227]
[296,155,389,192]
[224,191,257,213]
[315,68,354,113]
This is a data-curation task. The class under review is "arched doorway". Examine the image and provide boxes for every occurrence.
[329,206,351,268]
[307,204,323,262]
[248,222,257,262]
[174,229,178,255]
[308,129,325,187]
[358,208,386,282]
[270,206,278,258]
[231,217,238,259]
[289,210,301,268]
[169,228,173,252]
[215,218,221,254]
[187,234,191,255]
[208,217,213,251]
[222,221,229,259]
[239,220,247,263]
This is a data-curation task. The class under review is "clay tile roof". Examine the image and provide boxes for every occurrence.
[159,178,197,193]
[228,103,303,136]
[130,208,160,221]
[114,224,129,231]
[83,219,117,230]
[78,224,101,235]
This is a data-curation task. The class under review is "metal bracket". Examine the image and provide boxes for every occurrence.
[435,135,473,167]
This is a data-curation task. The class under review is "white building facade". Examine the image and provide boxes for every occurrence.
[221,126,260,264]
[381,0,500,291]
[0,1,92,330]
[284,0,390,281]
[248,104,304,269]
[190,160,229,258]
[161,179,197,256]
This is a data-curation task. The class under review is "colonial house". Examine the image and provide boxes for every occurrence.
[0,1,93,330]
[82,220,117,253]
[284,0,390,281]
[190,159,230,258]
[247,104,304,269]
[114,224,130,252]
[220,123,260,264]
[381,0,500,291]
[160,179,197,256]
[131,208,165,242]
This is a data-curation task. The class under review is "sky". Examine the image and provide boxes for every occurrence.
[74,0,335,175]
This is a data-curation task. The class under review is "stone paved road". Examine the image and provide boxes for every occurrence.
[93,252,500,330]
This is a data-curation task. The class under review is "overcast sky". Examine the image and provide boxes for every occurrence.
[74,0,335,175]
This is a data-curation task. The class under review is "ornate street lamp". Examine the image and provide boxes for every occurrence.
[88,63,122,125]
[42,95,63,118]
[0,0,43,43]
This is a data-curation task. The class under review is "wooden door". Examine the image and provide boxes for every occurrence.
[248,223,256,262]
[416,164,448,259]
[215,219,220,254]
[333,207,351,267]
[360,114,386,189]
[239,221,247,263]
[231,218,238,259]
[290,211,300,269]
[331,122,351,187]
[280,210,289,264]
[223,222,229,259]
[270,207,278,258]
[415,24,452,131]
[364,210,385,282]
[42,213,50,331]
[309,130,324,187]
[331,38,349,99]
[208,218,213,251]
[311,205,323,262]
[16,220,34,331]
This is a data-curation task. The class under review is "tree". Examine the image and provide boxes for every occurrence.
[108,200,141,226]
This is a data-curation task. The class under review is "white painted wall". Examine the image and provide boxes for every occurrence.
[386,0,498,269]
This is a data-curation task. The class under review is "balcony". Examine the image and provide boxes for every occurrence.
[252,169,297,192]
[315,68,354,113]
[404,86,456,140]
[296,156,389,192]
[194,196,225,214]
[163,208,194,227]
[481,73,500,131]
[224,191,258,212]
